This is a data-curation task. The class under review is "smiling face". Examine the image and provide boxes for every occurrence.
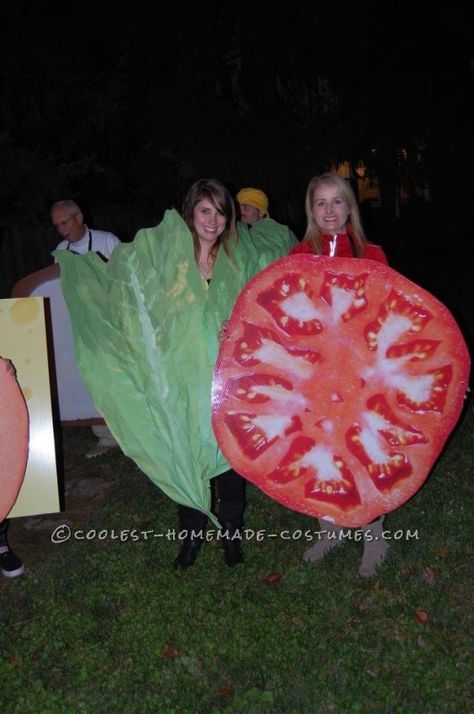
[193,199,227,248]
[311,183,350,235]
[51,206,85,243]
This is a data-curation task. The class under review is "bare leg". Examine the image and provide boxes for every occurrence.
[359,515,389,577]
[303,518,348,564]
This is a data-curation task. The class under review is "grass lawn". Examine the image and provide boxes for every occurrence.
[1,394,473,713]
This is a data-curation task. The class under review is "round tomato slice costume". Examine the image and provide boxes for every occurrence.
[0,361,29,521]
[212,255,470,527]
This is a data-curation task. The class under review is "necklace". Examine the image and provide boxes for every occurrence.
[198,255,214,278]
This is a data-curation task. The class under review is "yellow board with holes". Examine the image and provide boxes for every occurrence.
[0,297,60,517]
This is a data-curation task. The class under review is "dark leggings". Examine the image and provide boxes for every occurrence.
[0,519,9,546]
[177,469,246,532]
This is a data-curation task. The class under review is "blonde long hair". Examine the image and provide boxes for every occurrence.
[303,173,367,256]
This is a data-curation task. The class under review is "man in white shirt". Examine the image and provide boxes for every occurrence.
[51,199,120,260]
[51,199,121,458]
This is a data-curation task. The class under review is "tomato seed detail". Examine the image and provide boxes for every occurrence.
[386,339,441,361]
[346,424,413,491]
[366,394,428,446]
[267,436,361,507]
[256,273,323,336]
[320,271,369,322]
[234,323,282,366]
[233,322,319,377]
[229,374,293,404]
[365,289,433,351]
[396,364,453,414]
[225,411,276,459]
[225,411,303,460]
[267,435,314,484]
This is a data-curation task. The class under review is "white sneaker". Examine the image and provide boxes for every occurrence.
[85,441,116,459]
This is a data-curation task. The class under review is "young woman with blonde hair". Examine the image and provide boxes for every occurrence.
[292,172,387,263]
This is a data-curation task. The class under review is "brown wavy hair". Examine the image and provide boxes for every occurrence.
[182,178,237,262]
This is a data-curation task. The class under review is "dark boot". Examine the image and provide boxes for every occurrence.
[216,469,245,567]
[173,506,207,569]
[219,521,244,567]
[173,537,204,569]
[0,519,24,579]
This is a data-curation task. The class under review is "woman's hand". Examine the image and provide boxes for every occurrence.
[0,358,16,376]
[218,320,230,343]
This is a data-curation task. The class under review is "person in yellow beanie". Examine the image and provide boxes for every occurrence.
[236,187,269,226]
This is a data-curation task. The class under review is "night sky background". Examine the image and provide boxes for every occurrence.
[1,0,473,344]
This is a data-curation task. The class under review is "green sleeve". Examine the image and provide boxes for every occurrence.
[244,217,298,270]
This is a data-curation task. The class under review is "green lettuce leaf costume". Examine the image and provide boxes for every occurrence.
[54,210,296,524]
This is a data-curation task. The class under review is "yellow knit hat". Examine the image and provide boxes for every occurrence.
[236,187,269,214]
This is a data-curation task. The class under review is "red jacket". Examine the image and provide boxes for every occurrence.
[290,232,388,264]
